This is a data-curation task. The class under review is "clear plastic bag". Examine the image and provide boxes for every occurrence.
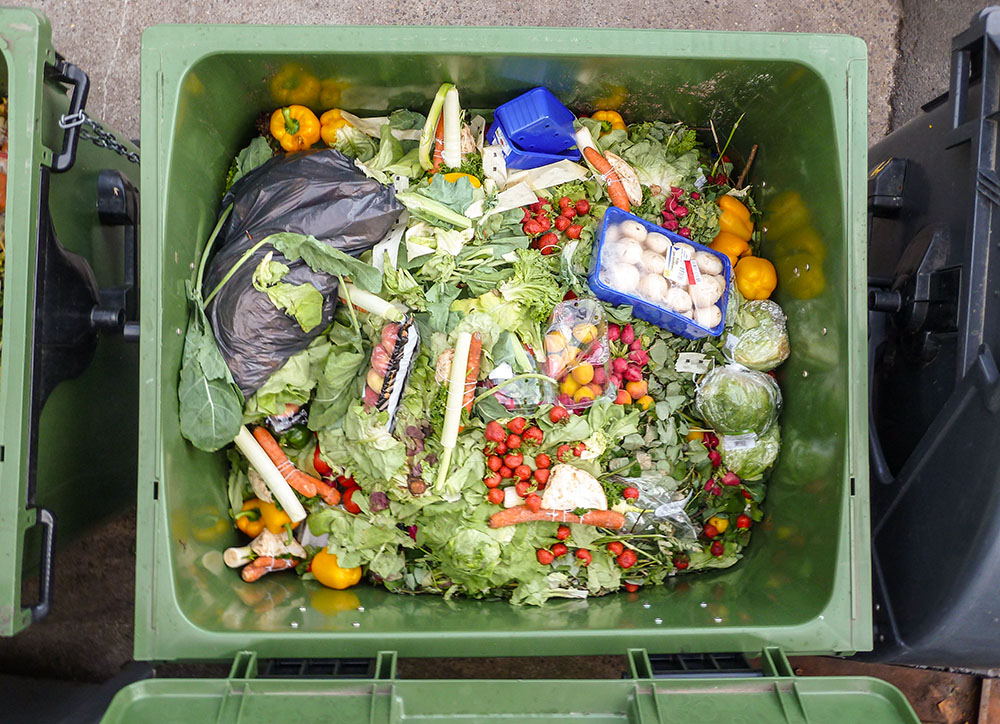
[695,363,782,436]
[617,474,697,539]
[719,425,781,481]
[483,330,554,415]
[542,298,614,411]
[723,299,790,371]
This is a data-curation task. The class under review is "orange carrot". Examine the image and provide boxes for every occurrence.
[431,115,445,172]
[462,333,482,414]
[583,146,630,211]
[313,477,341,507]
[489,506,626,529]
[241,556,297,582]
[252,426,319,498]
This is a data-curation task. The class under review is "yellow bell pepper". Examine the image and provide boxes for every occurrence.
[708,516,729,534]
[773,226,827,263]
[311,550,362,590]
[235,498,301,537]
[592,110,626,132]
[717,195,754,242]
[270,105,321,153]
[710,232,751,268]
[735,256,778,300]
[319,78,349,108]
[442,172,482,188]
[594,85,628,110]
[765,191,811,240]
[191,505,230,543]
[776,253,826,299]
[269,63,320,107]
[320,108,352,146]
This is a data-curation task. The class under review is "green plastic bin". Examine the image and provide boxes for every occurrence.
[126,23,890,718]
[0,8,140,636]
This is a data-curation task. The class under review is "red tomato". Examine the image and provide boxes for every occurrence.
[575,199,590,215]
[736,514,752,529]
[537,548,555,565]
[607,541,624,556]
[487,488,505,505]
[673,556,690,570]
[554,215,571,232]
[556,444,572,461]
[556,525,571,540]
[566,224,583,240]
[561,206,576,219]
[523,219,543,236]
[523,426,544,444]
[573,442,586,457]
[503,453,523,469]
[484,473,502,489]
[623,582,639,592]
[507,417,527,434]
[710,541,725,557]
[485,421,506,443]
[514,464,532,481]
[558,195,573,209]
[525,493,542,512]
[487,455,503,472]
[313,445,332,477]
[506,434,523,450]
[551,543,568,557]
[534,454,551,469]
[533,468,550,485]
[495,442,508,455]
[616,550,638,569]
[549,406,570,423]
[342,487,362,514]
[575,549,592,566]
[499,466,513,479]
[703,523,719,539]
[622,487,639,500]
[515,481,531,497]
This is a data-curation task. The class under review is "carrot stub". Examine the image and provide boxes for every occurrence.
[251,426,322,499]
[240,556,298,582]
[431,115,445,172]
[489,506,626,529]
[462,333,482,414]
[582,146,630,212]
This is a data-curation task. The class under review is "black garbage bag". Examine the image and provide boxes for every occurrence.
[204,149,402,396]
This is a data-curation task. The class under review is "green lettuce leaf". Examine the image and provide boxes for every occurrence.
[267,232,382,292]
[251,254,323,332]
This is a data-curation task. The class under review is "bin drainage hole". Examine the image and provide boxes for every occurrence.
[653,618,663,625]
[818,615,824,620]
[352,621,361,628]
[176,328,182,335]
[699,602,708,608]
[821,327,828,336]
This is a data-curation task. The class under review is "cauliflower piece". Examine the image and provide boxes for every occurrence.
[250,529,306,560]
[540,464,608,511]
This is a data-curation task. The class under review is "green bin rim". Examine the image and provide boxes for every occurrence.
[137,24,870,661]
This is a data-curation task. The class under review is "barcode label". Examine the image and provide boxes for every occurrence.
[721,433,757,451]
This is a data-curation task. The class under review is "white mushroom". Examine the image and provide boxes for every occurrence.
[641,249,666,276]
[664,286,694,313]
[694,304,723,329]
[689,276,725,308]
[618,238,644,266]
[644,232,671,254]
[695,251,723,276]
[639,273,670,303]
[619,220,648,243]
[601,263,641,292]
[602,224,621,245]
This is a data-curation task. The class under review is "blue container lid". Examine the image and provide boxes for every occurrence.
[493,87,578,155]
[487,120,581,170]
[587,207,732,339]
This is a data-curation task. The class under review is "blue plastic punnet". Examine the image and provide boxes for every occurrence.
[487,121,581,169]
[493,86,578,154]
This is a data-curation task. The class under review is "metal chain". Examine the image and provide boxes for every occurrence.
[75,114,140,165]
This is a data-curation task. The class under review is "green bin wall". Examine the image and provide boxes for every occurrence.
[137,25,869,660]
[0,9,139,635]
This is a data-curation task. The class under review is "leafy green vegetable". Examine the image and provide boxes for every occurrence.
[333,124,378,162]
[368,125,423,179]
[721,425,781,480]
[251,253,324,332]
[388,108,426,131]
[497,248,564,324]
[225,136,272,191]
[317,405,408,486]
[396,189,472,229]
[244,337,330,421]
[267,232,382,292]
[725,300,790,371]
[695,364,782,436]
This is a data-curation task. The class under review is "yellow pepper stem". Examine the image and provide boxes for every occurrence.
[282,107,300,136]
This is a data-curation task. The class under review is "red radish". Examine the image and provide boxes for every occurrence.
[670,186,683,197]
[576,549,592,566]
[722,471,741,486]
[563,290,578,300]
[662,218,679,231]
[506,433,523,450]
[690,191,701,200]
[705,479,722,496]
[736,514,752,529]
[313,445,332,477]
[556,444,572,461]
[485,421,505,442]
[667,197,679,213]
[487,455,503,472]
[556,525,571,540]
[575,199,590,215]
[662,210,676,222]
[551,543,568,557]
[487,488,505,504]
[556,393,574,407]
[678,227,691,238]
[503,453,523,468]
[607,541,624,556]
[674,205,689,218]
[537,548,555,564]
[629,339,644,352]
[549,406,570,423]
[610,373,623,389]
[623,365,643,383]
[623,582,638,592]
[616,550,637,569]
[629,349,650,366]
[673,556,689,570]
[536,215,551,231]
[741,489,753,500]
[514,464,532,481]
[592,366,607,385]
[607,323,620,341]
[566,224,583,239]
[612,357,629,374]
[622,487,639,500]
[484,473,502,488]
[523,426,544,444]
[533,468,550,485]
[525,493,542,512]
[708,450,722,467]
[561,206,576,219]
[710,541,724,557]
[499,466,513,479]
[703,432,719,449]
[620,324,635,345]
[573,442,586,456]
[521,207,532,223]
[508,417,527,434]
[515,481,530,497]
[703,523,719,538]
[555,215,571,232]
[523,219,543,235]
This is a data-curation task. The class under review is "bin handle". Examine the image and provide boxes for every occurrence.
[45,59,90,173]
[27,508,56,622]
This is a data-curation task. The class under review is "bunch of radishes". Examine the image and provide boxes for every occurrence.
[523,195,591,256]
[608,322,652,409]
[660,185,698,236]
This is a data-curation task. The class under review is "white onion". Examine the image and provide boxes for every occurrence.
[641,250,666,276]
[644,232,670,254]
[664,286,693,312]
[694,304,722,329]
[604,263,641,292]
[695,251,723,276]
[619,220,647,243]
[639,273,670,303]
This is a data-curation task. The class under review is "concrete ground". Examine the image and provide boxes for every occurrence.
[0,0,996,721]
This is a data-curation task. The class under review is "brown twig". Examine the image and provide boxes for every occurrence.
[736,144,759,190]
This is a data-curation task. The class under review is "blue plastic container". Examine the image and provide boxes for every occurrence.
[494,87,578,154]
[588,207,732,339]
[487,121,581,169]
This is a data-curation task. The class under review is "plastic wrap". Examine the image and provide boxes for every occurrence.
[542,298,614,411]
[720,425,781,480]
[695,363,782,436]
[723,299,790,371]
[363,317,421,432]
[204,149,403,395]
[618,474,697,539]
